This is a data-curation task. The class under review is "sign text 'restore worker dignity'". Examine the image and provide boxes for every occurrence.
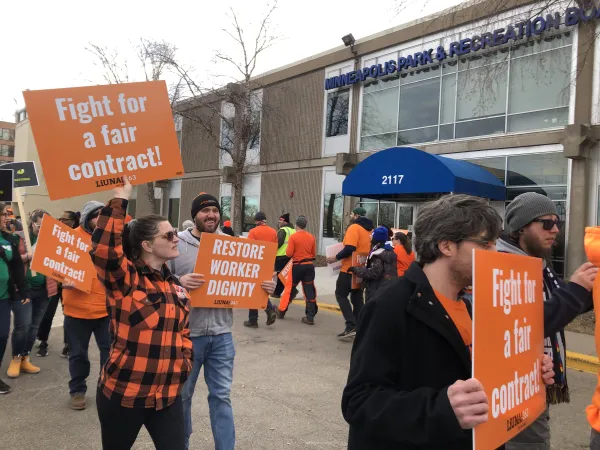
[191,233,277,309]
[23,81,184,201]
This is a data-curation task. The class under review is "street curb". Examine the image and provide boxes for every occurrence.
[317,303,342,314]
[567,351,599,375]
[314,302,600,374]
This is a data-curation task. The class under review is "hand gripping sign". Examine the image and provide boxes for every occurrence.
[30,215,95,292]
[23,81,184,200]
[191,233,277,309]
[472,249,545,450]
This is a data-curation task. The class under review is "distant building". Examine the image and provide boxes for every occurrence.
[0,120,15,163]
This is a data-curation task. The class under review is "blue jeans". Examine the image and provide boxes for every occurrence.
[0,300,10,369]
[11,287,49,357]
[64,315,111,396]
[182,333,235,450]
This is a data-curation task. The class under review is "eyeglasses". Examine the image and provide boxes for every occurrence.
[461,237,496,249]
[0,213,8,218]
[58,217,74,223]
[532,218,561,231]
[156,231,177,242]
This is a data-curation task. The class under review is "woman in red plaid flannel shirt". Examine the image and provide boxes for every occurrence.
[90,179,192,450]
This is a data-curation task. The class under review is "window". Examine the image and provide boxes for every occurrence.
[242,196,259,232]
[219,195,258,232]
[466,152,567,277]
[168,198,180,229]
[379,202,396,228]
[466,157,506,183]
[326,89,350,137]
[359,31,573,150]
[220,196,232,222]
[323,193,343,239]
[0,145,14,157]
[507,152,568,186]
[219,91,262,167]
[398,74,440,131]
[1,129,11,141]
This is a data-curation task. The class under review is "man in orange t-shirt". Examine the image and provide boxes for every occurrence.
[62,201,110,411]
[326,207,373,339]
[244,212,278,328]
[276,216,317,324]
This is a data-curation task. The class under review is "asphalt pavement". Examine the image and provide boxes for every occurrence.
[0,303,597,449]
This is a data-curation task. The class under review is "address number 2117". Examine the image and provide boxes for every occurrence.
[381,175,404,185]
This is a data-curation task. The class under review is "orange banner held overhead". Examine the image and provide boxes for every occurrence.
[23,81,184,200]
[190,233,277,309]
[351,252,369,289]
[30,215,95,293]
[472,249,545,450]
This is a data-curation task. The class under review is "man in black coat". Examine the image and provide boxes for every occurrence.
[341,194,556,450]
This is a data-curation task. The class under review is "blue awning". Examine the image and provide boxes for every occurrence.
[342,147,506,201]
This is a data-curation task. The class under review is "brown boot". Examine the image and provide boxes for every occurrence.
[20,356,41,374]
[70,394,86,410]
[6,357,21,379]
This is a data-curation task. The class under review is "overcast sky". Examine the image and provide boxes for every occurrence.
[2,0,464,122]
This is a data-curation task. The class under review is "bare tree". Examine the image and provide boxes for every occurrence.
[87,40,183,215]
[158,2,279,236]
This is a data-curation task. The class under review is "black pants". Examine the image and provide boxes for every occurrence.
[37,294,65,343]
[97,388,185,450]
[335,272,364,329]
[273,256,290,296]
[280,264,318,320]
[248,299,274,322]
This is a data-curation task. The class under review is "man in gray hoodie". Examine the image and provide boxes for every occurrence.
[170,193,275,450]
[497,192,597,450]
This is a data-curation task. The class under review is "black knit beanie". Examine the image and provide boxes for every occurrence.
[191,192,221,219]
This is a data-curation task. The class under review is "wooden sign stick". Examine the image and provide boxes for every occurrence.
[14,188,35,275]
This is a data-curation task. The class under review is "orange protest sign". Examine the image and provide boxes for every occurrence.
[30,215,95,293]
[278,259,293,285]
[190,233,277,309]
[23,81,184,200]
[351,252,369,289]
[472,249,545,450]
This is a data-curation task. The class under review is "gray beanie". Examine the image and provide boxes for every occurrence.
[505,192,558,233]
[296,215,308,229]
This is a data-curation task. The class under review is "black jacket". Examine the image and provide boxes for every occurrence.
[0,231,29,301]
[222,226,235,237]
[351,246,397,302]
[342,262,500,450]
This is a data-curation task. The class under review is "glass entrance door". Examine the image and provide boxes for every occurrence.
[396,203,415,232]
[356,200,416,231]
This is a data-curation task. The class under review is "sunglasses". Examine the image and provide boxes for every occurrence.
[156,231,177,242]
[532,218,561,231]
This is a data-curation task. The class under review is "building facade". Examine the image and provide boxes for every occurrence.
[166,0,600,277]
[0,120,15,163]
